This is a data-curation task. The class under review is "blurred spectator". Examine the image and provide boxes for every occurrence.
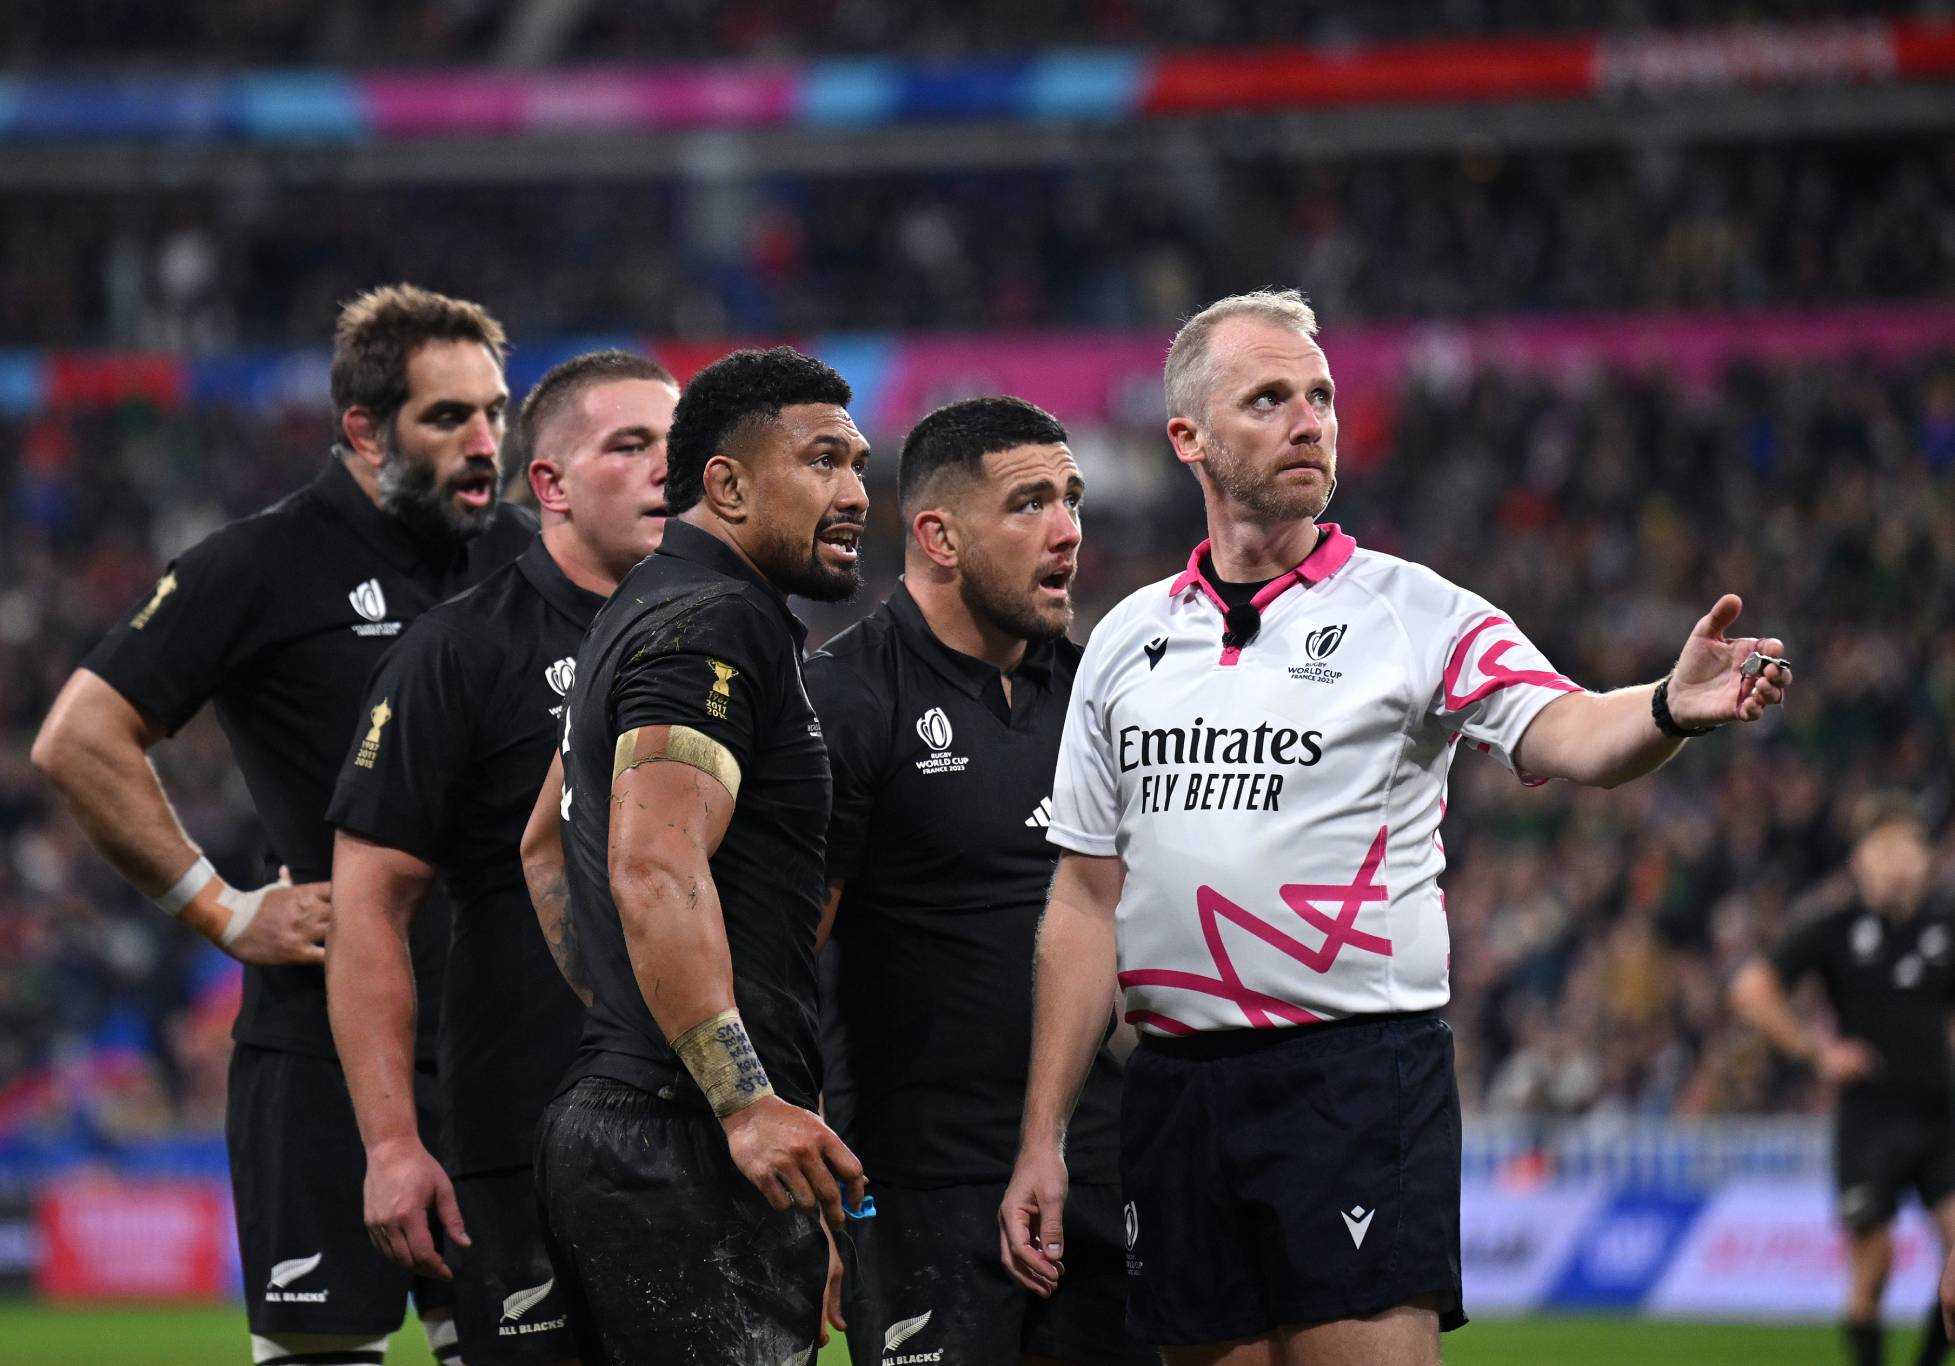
[2,137,1950,347]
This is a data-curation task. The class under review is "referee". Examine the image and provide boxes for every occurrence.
[1730,796,1955,1366]
[536,347,869,1363]
[31,285,533,1366]
[807,396,1150,1365]
[325,350,678,1365]
[1001,289,1791,1365]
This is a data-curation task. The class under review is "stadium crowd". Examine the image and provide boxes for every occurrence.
[2,338,1950,1141]
[4,135,1951,348]
[3,0,1940,66]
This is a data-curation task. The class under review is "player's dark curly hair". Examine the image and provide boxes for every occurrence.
[898,395,1069,516]
[664,347,853,515]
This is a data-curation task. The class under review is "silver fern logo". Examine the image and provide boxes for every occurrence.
[267,1252,321,1289]
[883,1309,932,1353]
[545,657,576,696]
[348,579,388,623]
[502,1277,555,1322]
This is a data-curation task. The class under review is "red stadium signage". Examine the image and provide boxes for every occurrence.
[36,1176,231,1302]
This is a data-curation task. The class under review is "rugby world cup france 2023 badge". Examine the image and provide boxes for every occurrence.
[912,706,969,775]
[1289,623,1347,685]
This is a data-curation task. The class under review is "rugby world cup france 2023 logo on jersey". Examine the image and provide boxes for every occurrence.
[1288,622,1347,685]
[912,706,970,776]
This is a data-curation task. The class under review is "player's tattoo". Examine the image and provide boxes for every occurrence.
[534,871,593,1006]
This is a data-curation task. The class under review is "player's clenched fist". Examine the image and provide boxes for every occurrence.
[363,1135,469,1279]
[721,1094,866,1231]
[999,1142,1068,1297]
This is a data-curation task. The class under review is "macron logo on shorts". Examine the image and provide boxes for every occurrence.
[883,1310,942,1363]
[264,1252,328,1303]
[1341,1204,1375,1249]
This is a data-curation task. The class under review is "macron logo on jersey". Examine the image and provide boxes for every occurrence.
[1341,1205,1375,1248]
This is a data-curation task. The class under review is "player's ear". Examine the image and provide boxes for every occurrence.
[341,406,388,468]
[911,506,960,570]
[529,456,571,515]
[699,452,748,524]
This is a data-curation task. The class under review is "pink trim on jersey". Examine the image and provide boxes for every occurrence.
[1167,524,1358,667]
[1124,1009,1200,1035]
[1117,824,1393,1031]
[1440,615,1581,711]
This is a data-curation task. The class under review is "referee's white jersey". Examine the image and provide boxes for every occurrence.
[1049,525,1579,1035]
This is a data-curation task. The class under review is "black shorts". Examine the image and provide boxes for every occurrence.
[228,1044,454,1337]
[535,1076,827,1365]
[838,1180,1153,1366]
[1836,1101,1955,1231]
[1121,1013,1465,1347]
[449,1165,574,1364]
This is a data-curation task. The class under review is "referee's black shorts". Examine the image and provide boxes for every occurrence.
[534,1076,827,1365]
[228,1044,454,1338]
[1121,1012,1465,1346]
[1835,1098,1955,1231]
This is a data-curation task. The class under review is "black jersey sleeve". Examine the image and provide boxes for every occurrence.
[326,617,479,866]
[803,653,890,886]
[80,524,270,734]
[608,591,784,778]
[1769,908,1840,988]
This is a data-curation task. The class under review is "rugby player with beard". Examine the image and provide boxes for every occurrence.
[532,346,869,1364]
[806,397,1153,1366]
[34,285,534,1366]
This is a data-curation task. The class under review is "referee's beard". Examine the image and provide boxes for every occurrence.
[1203,426,1336,525]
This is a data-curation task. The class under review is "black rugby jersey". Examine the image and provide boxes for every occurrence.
[1772,900,1955,1113]
[558,519,829,1110]
[328,536,600,1174]
[83,458,535,1059]
[807,583,1123,1186]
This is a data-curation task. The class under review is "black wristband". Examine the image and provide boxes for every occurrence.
[1652,675,1714,739]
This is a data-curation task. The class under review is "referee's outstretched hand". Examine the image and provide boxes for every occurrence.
[721,1095,866,1233]
[363,1135,469,1280]
[999,1144,1067,1297]
[1664,594,1791,728]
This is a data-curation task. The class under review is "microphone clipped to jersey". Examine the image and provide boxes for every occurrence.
[1222,602,1262,651]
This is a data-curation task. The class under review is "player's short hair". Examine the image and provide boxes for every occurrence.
[514,349,677,466]
[330,284,508,446]
[1851,791,1925,843]
[1164,288,1320,425]
[664,347,853,515]
[898,396,1069,517]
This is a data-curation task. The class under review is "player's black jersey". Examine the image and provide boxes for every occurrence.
[558,520,829,1111]
[806,584,1123,1186]
[82,458,535,1059]
[1772,899,1955,1112]
[327,536,600,1175]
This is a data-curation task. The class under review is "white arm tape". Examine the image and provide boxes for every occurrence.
[215,881,270,948]
[153,856,217,916]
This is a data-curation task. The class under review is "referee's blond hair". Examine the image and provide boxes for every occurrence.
[1164,289,1319,425]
